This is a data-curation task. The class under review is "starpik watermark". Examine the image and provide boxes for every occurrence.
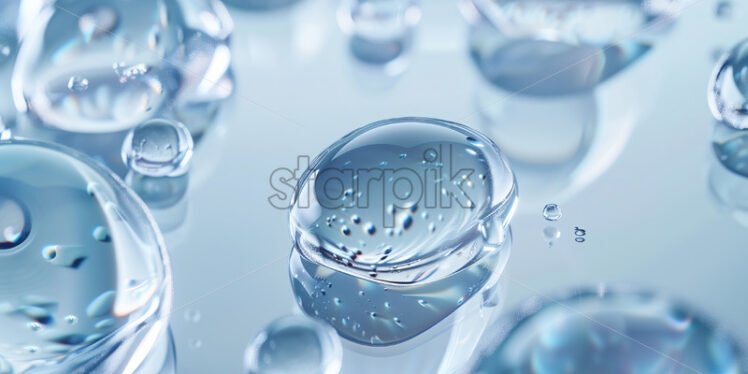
[268,145,481,227]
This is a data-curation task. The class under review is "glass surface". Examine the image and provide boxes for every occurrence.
[2,0,747,373]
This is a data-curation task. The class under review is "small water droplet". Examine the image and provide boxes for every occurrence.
[65,315,79,325]
[542,204,562,221]
[342,225,351,236]
[27,322,42,331]
[122,119,194,177]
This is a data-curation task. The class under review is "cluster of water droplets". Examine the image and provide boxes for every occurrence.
[471,287,746,373]
[0,140,170,373]
[289,117,517,345]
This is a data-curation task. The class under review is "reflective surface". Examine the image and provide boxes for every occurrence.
[1,0,747,373]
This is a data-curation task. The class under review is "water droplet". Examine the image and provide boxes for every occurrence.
[67,76,89,92]
[542,204,562,221]
[244,315,342,374]
[0,141,169,368]
[122,118,194,177]
[417,299,428,306]
[709,38,748,129]
[470,288,745,373]
[290,117,517,283]
[466,0,674,95]
[340,0,422,64]
[13,0,185,135]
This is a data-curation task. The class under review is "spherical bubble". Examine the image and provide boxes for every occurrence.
[11,0,184,133]
[290,117,517,284]
[122,118,193,177]
[0,139,171,371]
[542,203,562,221]
[709,38,748,130]
[244,315,342,374]
[471,287,747,373]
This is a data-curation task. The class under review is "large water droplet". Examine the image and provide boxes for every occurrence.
[244,315,342,374]
[12,0,184,135]
[709,38,748,130]
[122,118,194,177]
[464,0,681,95]
[0,140,171,370]
[471,287,747,373]
[290,117,517,285]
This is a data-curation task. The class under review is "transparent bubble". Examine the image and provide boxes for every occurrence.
[290,117,517,285]
[338,0,421,64]
[122,119,194,177]
[0,139,171,372]
[471,287,746,373]
[542,203,562,221]
[12,0,184,134]
[709,38,748,130]
[244,315,342,374]
[462,0,682,95]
